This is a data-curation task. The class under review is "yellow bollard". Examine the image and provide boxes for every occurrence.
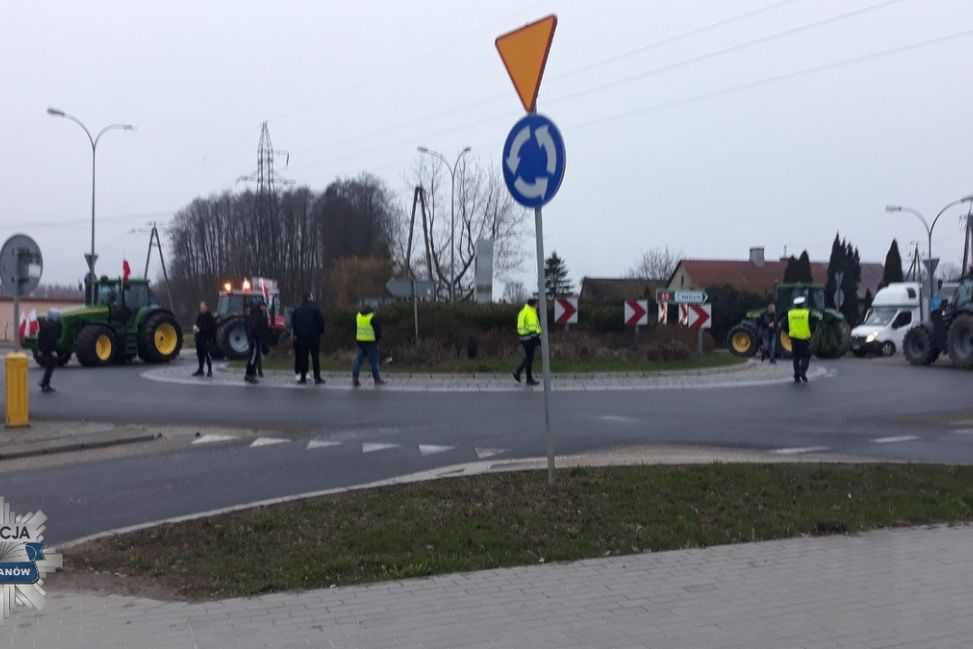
[5,353,29,428]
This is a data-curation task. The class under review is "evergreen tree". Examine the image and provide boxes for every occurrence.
[825,233,862,324]
[782,256,800,282]
[544,251,573,298]
[880,239,905,288]
[796,250,813,282]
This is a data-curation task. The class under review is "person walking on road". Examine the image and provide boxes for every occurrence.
[759,302,778,364]
[785,296,814,383]
[292,292,325,385]
[37,309,62,393]
[192,301,216,377]
[244,302,267,384]
[352,304,385,387]
[513,298,541,386]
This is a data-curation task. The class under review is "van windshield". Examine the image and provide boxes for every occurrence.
[863,307,897,326]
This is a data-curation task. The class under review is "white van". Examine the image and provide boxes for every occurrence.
[851,282,921,357]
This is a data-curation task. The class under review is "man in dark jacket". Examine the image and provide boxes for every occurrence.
[291,292,326,385]
[759,302,778,364]
[193,301,217,377]
[37,310,62,393]
[244,302,267,384]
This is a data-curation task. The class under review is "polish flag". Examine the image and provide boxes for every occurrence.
[122,259,132,283]
[18,310,39,343]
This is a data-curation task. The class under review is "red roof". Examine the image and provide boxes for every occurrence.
[673,259,883,298]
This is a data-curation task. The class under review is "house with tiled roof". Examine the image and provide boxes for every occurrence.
[579,277,665,303]
[666,247,883,299]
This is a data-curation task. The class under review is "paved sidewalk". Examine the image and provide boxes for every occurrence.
[0,421,159,459]
[7,525,971,648]
[143,358,829,392]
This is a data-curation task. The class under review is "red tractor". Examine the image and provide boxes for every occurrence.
[211,277,286,360]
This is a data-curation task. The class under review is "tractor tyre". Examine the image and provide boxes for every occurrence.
[217,318,250,361]
[946,313,973,369]
[903,326,938,366]
[815,320,851,359]
[777,329,794,359]
[137,312,183,364]
[727,324,757,357]
[75,325,118,367]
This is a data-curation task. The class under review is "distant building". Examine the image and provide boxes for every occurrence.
[579,277,665,302]
[666,247,883,299]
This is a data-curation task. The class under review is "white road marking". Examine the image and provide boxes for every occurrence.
[306,440,341,450]
[599,415,638,423]
[418,444,454,456]
[362,442,399,453]
[250,437,290,448]
[475,448,508,459]
[772,446,830,455]
[870,435,920,444]
[192,434,238,445]
[951,428,973,435]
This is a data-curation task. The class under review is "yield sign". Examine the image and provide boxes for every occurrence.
[495,15,557,113]
[624,300,648,326]
[554,297,577,325]
[687,304,712,330]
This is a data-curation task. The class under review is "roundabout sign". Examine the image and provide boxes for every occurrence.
[502,113,566,208]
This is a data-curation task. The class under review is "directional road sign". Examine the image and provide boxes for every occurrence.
[386,278,436,299]
[686,304,712,330]
[502,113,566,208]
[679,304,689,326]
[495,15,557,113]
[554,297,577,325]
[657,302,667,324]
[656,288,708,304]
[624,300,648,326]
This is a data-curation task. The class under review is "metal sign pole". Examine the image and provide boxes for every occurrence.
[412,279,420,344]
[534,205,555,486]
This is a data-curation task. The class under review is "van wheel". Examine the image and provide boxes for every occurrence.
[880,341,895,357]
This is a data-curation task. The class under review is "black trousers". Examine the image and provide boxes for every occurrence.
[196,339,212,373]
[791,338,811,378]
[294,336,321,380]
[246,338,262,377]
[516,337,539,381]
[39,351,56,387]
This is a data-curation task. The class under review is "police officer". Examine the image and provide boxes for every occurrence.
[37,309,62,393]
[785,296,814,383]
[292,292,325,385]
[352,303,385,387]
[513,297,541,386]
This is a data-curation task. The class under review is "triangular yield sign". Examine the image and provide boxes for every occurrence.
[495,15,557,113]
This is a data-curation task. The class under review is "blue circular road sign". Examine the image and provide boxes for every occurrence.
[502,113,566,208]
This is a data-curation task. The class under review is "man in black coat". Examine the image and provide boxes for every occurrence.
[193,301,217,377]
[244,302,268,384]
[291,292,326,385]
[37,310,62,393]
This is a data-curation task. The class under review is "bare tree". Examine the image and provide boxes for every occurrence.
[396,155,527,301]
[627,246,682,281]
[502,281,528,304]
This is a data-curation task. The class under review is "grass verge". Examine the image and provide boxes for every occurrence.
[240,351,745,374]
[68,464,973,600]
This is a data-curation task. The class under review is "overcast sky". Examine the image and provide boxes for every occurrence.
[3,0,973,291]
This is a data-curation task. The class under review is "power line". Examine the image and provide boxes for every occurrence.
[548,0,914,104]
[290,0,810,157]
[289,0,920,173]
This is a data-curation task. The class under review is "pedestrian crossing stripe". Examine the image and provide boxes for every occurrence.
[192,434,238,445]
[362,442,399,453]
[250,437,290,448]
[307,440,341,450]
[418,444,454,456]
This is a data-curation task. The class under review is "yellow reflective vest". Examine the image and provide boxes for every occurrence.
[517,304,541,338]
[787,308,812,340]
[356,312,376,342]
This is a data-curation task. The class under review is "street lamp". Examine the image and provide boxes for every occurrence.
[886,194,973,317]
[417,145,472,303]
[47,107,135,304]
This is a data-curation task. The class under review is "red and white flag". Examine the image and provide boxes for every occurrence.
[122,259,132,283]
[18,310,38,343]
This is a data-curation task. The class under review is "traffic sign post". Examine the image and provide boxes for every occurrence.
[386,278,435,344]
[497,14,561,486]
[624,299,648,338]
[685,303,712,355]
[554,297,577,328]
[1,235,43,349]
[656,288,708,304]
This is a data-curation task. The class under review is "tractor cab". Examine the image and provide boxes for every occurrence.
[217,277,284,330]
[775,284,826,314]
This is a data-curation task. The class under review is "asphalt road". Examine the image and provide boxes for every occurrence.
[2,356,972,545]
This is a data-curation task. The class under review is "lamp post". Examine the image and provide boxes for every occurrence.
[886,195,973,318]
[417,145,471,303]
[47,108,135,305]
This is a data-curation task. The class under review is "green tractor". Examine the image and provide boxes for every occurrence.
[726,283,852,359]
[902,276,973,368]
[23,277,183,367]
